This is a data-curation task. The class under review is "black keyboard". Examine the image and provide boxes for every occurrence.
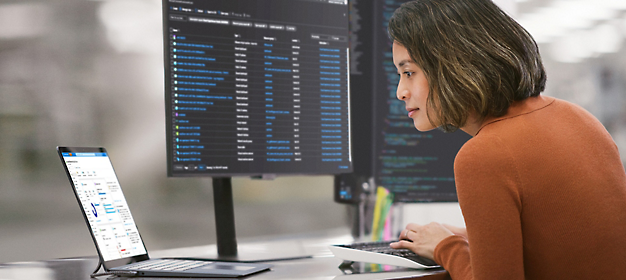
[346,240,438,266]
[330,240,439,268]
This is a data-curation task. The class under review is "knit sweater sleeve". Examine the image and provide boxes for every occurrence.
[434,135,525,280]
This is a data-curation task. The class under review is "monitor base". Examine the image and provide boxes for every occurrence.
[208,177,313,262]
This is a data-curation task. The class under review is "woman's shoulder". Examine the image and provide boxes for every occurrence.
[454,133,511,172]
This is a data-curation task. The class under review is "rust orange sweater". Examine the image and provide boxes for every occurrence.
[434,95,626,279]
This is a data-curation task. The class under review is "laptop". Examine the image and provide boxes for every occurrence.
[57,146,272,277]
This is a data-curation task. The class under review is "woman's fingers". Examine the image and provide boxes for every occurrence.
[397,223,422,241]
[390,239,413,249]
[400,228,414,240]
[405,223,421,232]
[391,222,455,260]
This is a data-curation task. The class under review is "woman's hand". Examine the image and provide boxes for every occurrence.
[390,222,455,260]
[442,223,467,239]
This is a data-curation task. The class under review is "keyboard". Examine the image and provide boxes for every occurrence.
[329,240,440,269]
[117,259,211,272]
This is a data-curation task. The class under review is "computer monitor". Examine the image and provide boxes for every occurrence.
[162,0,351,260]
[335,0,470,206]
[371,0,470,202]
[333,0,374,206]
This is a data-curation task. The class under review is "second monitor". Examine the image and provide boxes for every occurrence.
[162,0,352,260]
[164,0,352,177]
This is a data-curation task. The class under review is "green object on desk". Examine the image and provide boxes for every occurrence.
[371,187,394,242]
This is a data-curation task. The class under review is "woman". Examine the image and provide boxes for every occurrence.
[387,0,626,279]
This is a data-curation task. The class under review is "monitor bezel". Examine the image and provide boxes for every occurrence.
[56,146,151,270]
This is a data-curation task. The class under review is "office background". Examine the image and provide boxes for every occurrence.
[1,0,625,263]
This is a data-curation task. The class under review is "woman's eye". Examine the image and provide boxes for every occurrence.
[404,72,412,77]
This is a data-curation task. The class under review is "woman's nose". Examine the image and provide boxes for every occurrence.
[396,81,409,101]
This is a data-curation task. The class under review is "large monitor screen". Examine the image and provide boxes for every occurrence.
[163,0,352,177]
[371,0,471,202]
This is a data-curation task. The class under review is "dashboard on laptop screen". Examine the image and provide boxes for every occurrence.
[61,151,147,261]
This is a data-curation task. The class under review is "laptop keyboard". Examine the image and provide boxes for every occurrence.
[344,240,438,267]
[120,259,211,271]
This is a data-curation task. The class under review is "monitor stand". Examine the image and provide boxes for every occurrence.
[195,177,313,262]
[212,177,238,258]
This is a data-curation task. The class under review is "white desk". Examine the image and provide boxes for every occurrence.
[0,230,448,280]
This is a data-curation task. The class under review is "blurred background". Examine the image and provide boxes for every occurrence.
[0,0,625,263]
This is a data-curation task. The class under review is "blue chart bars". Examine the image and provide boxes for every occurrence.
[164,0,352,176]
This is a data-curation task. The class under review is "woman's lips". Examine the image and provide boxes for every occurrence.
[408,108,419,118]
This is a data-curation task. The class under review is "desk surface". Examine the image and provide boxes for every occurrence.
[0,232,449,280]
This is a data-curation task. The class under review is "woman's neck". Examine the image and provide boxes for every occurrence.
[460,113,484,137]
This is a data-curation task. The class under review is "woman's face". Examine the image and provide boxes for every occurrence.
[393,42,437,131]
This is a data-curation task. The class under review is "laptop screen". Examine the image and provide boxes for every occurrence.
[61,150,148,262]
